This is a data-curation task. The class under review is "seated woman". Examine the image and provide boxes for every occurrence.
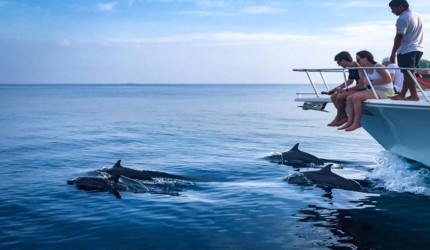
[338,50,395,132]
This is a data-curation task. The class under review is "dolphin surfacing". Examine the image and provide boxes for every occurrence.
[288,164,362,191]
[100,160,190,182]
[281,143,324,165]
[67,176,127,198]
[100,160,153,182]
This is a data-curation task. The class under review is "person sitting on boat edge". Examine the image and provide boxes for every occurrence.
[382,56,404,93]
[327,51,364,127]
[388,0,424,101]
[339,50,394,132]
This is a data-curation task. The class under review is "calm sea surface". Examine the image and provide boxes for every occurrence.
[1,84,429,249]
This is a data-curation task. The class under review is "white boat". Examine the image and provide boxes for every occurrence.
[293,67,430,167]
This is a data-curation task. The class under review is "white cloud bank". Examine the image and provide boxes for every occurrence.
[105,32,315,45]
[97,2,118,12]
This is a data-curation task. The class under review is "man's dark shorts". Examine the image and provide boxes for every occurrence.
[397,51,423,73]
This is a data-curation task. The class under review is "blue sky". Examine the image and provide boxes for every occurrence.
[1,0,429,83]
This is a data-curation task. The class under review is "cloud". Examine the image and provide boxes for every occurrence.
[180,10,232,16]
[97,2,118,12]
[330,20,394,42]
[105,32,315,45]
[414,0,430,8]
[194,0,225,9]
[59,39,72,47]
[161,1,286,16]
[147,0,225,8]
[319,0,386,10]
[0,1,11,8]
[242,6,285,15]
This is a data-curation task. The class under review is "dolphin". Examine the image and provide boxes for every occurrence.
[67,176,127,198]
[281,143,324,166]
[287,164,362,191]
[100,160,190,182]
[100,160,153,182]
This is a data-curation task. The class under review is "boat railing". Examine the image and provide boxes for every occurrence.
[293,67,430,102]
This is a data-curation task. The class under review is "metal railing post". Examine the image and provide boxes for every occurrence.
[342,69,348,88]
[362,69,379,99]
[305,70,319,98]
[319,71,330,91]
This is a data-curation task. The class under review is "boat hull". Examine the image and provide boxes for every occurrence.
[362,100,430,166]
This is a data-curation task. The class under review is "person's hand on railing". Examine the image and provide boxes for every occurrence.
[322,87,341,95]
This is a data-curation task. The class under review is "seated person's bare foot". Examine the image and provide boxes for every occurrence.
[345,123,361,132]
[389,94,405,100]
[327,119,339,126]
[338,122,352,130]
[334,117,348,126]
[405,96,419,101]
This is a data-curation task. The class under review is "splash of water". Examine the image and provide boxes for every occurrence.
[367,152,430,196]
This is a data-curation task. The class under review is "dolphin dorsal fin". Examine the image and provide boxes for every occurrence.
[113,160,122,168]
[291,143,300,151]
[320,164,333,173]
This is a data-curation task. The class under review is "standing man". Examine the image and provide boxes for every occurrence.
[389,0,424,101]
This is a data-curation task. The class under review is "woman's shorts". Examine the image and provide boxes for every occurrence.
[375,88,395,98]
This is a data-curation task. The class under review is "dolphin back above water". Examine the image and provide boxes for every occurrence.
[100,160,153,181]
[67,176,127,198]
[67,176,127,191]
[68,160,194,198]
[281,143,324,165]
[100,160,190,182]
[287,164,362,191]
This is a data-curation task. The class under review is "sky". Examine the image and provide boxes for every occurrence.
[0,0,429,84]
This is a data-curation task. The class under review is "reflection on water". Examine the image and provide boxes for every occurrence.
[294,187,430,249]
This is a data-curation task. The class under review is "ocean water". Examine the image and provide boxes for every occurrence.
[1,84,430,249]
